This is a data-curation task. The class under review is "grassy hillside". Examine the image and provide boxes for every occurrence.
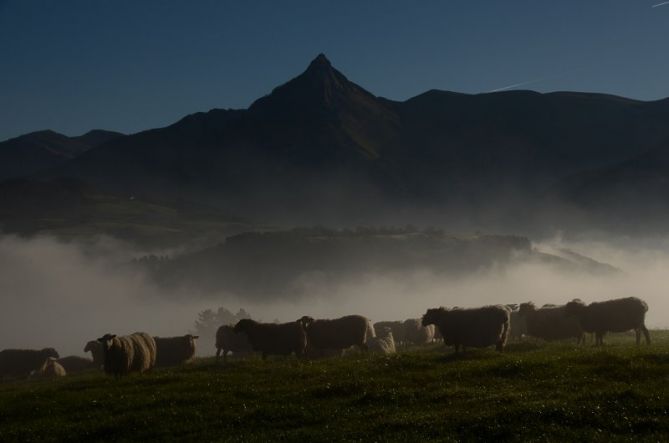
[2,332,668,441]
[0,178,250,247]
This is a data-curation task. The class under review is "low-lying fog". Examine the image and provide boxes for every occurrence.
[1,233,668,357]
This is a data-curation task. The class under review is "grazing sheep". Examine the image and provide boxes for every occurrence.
[0,348,60,378]
[97,332,157,376]
[84,340,104,367]
[368,327,396,355]
[305,319,375,358]
[374,321,406,345]
[299,315,372,354]
[34,357,66,378]
[422,306,510,353]
[233,319,307,359]
[154,335,199,368]
[403,319,435,345]
[57,356,97,374]
[565,297,650,346]
[518,302,584,344]
[215,325,253,362]
[506,305,527,341]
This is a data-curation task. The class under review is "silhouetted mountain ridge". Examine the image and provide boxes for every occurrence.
[0,129,123,181]
[7,54,669,234]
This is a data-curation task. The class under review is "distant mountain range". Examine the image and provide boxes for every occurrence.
[0,129,123,180]
[2,54,669,237]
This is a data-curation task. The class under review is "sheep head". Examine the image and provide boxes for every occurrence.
[518,302,536,316]
[422,307,446,327]
[298,316,314,328]
[97,334,117,350]
[83,340,99,353]
[565,299,587,317]
[42,348,59,359]
[233,319,254,333]
[185,334,199,347]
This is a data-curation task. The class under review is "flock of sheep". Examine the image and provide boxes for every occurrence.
[0,296,651,380]
[0,334,199,379]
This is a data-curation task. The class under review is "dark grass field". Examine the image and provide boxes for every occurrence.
[1,332,669,442]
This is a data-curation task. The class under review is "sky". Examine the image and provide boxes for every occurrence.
[0,0,668,140]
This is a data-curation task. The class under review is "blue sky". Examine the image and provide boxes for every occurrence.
[0,0,667,140]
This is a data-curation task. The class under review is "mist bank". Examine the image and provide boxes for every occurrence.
[1,231,668,358]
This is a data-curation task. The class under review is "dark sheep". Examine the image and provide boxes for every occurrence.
[422,306,510,353]
[518,302,584,344]
[0,348,59,378]
[299,315,372,354]
[565,297,650,346]
[154,335,199,368]
[215,325,253,362]
[233,319,307,359]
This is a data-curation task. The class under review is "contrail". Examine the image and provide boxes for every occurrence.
[489,79,544,93]
[652,1,669,7]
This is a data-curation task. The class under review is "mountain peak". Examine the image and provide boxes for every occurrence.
[302,53,338,82]
[249,53,355,114]
[307,53,332,70]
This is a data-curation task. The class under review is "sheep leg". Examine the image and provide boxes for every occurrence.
[596,332,604,346]
[500,320,510,348]
[495,340,504,352]
[215,348,221,363]
[635,329,641,345]
[641,325,651,345]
